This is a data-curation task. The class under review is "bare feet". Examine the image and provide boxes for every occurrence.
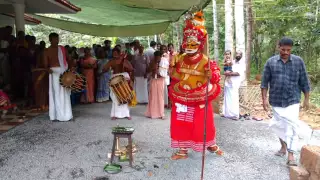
[127,117,132,120]
[287,152,297,166]
[230,117,239,121]
[111,117,116,120]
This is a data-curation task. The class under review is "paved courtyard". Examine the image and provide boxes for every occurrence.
[0,103,319,180]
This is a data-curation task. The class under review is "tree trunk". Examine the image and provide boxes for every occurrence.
[316,0,319,22]
[212,0,219,61]
[159,34,163,44]
[225,0,234,53]
[245,0,253,80]
[235,0,246,63]
[175,22,181,48]
[235,0,247,106]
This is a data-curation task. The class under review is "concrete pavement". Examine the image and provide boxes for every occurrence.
[0,103,319,180]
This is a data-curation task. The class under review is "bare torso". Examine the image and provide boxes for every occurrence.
[44,46,60,68]
[106,58,132,74]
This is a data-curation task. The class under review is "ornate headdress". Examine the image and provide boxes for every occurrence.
[182,9,207,51]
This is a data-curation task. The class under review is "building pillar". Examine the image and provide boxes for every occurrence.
[13,2,25,34]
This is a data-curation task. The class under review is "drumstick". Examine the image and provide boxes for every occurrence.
[121,52,128,72]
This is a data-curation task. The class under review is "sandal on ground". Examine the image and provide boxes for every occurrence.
[252,117,263,121]
[287,160,297,166]
[243,114,251,120]
[127,117,132,120]
[111,117,116,120]
[207,145,224,156]
[171,149,188,160]
[275,151,286,157]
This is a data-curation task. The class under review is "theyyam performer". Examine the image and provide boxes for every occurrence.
[44,33,73,121]
[169,10,222,160]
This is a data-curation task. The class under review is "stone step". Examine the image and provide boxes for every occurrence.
[300,145,320,175]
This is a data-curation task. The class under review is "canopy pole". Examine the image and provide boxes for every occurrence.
[154,35,157,42]
[14,1,25,34]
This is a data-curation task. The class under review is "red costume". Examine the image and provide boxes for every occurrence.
[169,10,222,159]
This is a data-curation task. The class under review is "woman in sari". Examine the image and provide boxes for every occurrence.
[145,51,165,119]
[96,47,110,102]
[80,47,97,104]
[32,42,49,111]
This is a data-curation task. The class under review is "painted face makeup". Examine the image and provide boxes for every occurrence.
[185,37,200,54]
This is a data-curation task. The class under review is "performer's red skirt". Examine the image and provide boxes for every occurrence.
[170,102,216,152]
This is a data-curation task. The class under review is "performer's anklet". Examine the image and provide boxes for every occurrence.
[207,145,224,155]
[171,151,188,160]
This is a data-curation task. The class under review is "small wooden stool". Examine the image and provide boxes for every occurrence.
[110,131,134,167]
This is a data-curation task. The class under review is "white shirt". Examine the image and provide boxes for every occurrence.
[159,53,170,85]
[224,60,245,88]
[0,40,9,59]
[144,47,156,61]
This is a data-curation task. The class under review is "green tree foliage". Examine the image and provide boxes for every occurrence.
[24,0,319,106]
[26,0,319,87]
[251,0,320,91]
[25,24,112,48]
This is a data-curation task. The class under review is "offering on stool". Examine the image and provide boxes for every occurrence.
[110,126,135,167]
[59,69,87,92]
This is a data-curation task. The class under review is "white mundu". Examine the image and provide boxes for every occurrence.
[49,46,73,121]
[110,72,131,118]
[222,61,245,119]
[159,54,170,105]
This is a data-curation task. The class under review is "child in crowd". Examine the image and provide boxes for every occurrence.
[223,50,232,84]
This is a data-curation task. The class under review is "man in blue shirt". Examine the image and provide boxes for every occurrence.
[261,37,311,166]
[103,40,112,59]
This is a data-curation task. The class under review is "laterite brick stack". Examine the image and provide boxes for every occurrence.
[290,145,320,180]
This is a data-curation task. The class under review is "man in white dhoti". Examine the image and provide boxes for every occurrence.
[160,45,170,108]
[222,51,245,120]
[261,37,311,166]
[110,72,131,119]
[131,45,149,104]
[102,47,134,120]
[44,33,73,122]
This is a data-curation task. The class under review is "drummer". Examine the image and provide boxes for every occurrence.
[43,33,74,122]
[102,47,134,120]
